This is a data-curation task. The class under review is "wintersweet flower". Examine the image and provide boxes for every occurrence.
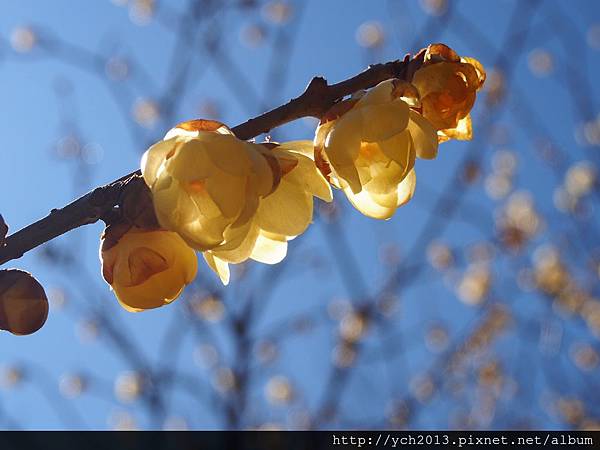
[141,120,276,251]
[0,269,49,335]
[203,141,333,284]
[100,226,198,312]
[314,79,438,219]
[411,43,486,142]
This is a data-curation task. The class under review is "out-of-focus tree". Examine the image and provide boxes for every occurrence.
[0,0,599,430]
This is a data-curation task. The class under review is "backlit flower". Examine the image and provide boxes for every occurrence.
[100,226,197,312]
[203,141,332,284]
[141,120,276,252]
[411,43,485,142]
[314,79,438,219]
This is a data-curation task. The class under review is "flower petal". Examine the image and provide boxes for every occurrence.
[250,231,288,264]
[205,171,247,219]
[359,100,410,142]
[203,134,252,176]
[343,186,395,219]
[211,221,260,264]
[377,129,414,172]
[325,109,363,169]
[440,114,472,141]
[277,140,315,158]
[141,138,179,187]
[257,179,313,236]
[273,149,333,202]
[203,252,230,285]
[357,79,395,106]
[396,168,416,207]
[408,110,438,159]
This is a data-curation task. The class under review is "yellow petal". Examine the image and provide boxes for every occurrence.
[272,148,333,202]
[115,298,144,313]
[359,100,410,142]
[361,160,409,195]
[365,186,399,209]
[248,144,276,197]
[412,62,457,98]
[152,179,227,249]
[325,109,363,174]
[440,114,472,141]
[105,229,198,311]
[397,168,416,206]
[314,120,335,149]
[357,79,395,107]
[408,110,438,159]
[203,252,230,285]
[231,184,260,229]
[460,57,486,87]
[141,138,179,187]
[113,269,186,310]
[333,163,362,194]
[250,231,288,264]
[124,247,169,287]
[164,140,213,183]
[164,119,233,139]
[377,129,415,172]
[257,179,313,236]
[205,171,247,219]
[211,221,260,264]
[203,134,252,176]
[277,140,315,158]
[343,186,395,219]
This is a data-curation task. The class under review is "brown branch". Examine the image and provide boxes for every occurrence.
[0,53,423,266]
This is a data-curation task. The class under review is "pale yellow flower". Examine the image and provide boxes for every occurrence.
[141,120,276,251]
[411,43,486,142]
[100,226,198,312]
[203,141,332,284]
[314,79,438,219]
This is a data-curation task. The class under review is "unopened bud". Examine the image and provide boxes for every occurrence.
[0,269,49,335]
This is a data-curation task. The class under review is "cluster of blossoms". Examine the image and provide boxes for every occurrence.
[99,44,485,312]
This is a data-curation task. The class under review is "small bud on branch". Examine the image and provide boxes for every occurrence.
[0,269,49,335]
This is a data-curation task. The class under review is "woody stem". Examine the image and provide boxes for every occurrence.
[0,52,424,266]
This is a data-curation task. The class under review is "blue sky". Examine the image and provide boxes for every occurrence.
[0,0,599,430]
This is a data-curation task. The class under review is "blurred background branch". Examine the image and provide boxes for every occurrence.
[0,0,599,431]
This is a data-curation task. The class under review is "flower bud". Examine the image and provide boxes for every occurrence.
[411,43,485,142]
[0,269,49,335]
[100,226,198,312]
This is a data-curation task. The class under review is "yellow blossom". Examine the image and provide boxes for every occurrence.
[203,140,332,284]
[100,226,197,312]
[141,120,276,252]
[412,43,485,142]
[314,79,438,219]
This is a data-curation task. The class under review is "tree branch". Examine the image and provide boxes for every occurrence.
[0,53,423,266]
